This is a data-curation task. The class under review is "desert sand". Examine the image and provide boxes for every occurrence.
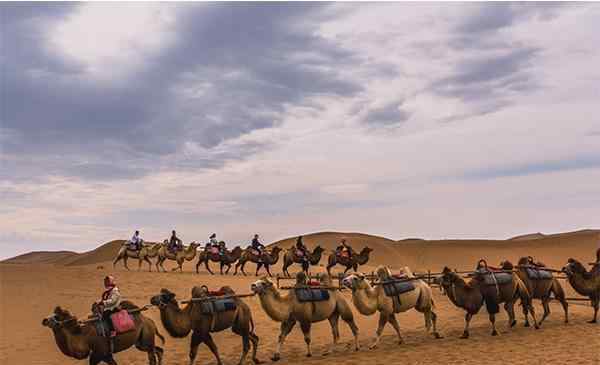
[1,230,599,364]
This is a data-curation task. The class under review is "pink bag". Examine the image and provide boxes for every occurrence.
[111,310,135,334]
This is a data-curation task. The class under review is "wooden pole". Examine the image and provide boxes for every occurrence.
[181,293,256,304]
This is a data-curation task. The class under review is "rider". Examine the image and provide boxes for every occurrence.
[296,236,309,262]
[169,230,183,252]
[129,230,143,250]
[336,237,353,258]
[251,234,265,254]
[98,275,122,337]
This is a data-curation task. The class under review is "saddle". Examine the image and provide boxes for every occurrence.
[525,268,553,280]
[475,269,513,286]
[382,280,416,297]
[96,310,135,337]
[295,287,330,302]
[198,290,237,314]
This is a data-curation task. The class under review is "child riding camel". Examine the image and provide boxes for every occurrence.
[97,275,122,337]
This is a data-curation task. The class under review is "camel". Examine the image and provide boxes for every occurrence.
[149,286,261,365]
[234,247,282,277]
[42,302,164,365]
[501,257,569,326]
[250,274,359,361]
[437,265,538,338]
[196,245,243,275]
[156,241,200,272]
[113,242,162,272]
[282,245,325,277]
[326,246,373,276]
[562,257,600,323]
[342,266,442,349]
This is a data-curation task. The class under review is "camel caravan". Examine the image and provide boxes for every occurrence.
[44,233,597,364]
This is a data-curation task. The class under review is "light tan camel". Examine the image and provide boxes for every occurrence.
[251,274,359,361]
[235,247,282,276]
[42,302,164,365]
[501,257,569,326]
[282,245,325,277]
[150,286,261,365]
[437,265,538,338]
[342,266,442,349]
[113,242,162,272]
[563,256,600,323]
[156,241,200,272]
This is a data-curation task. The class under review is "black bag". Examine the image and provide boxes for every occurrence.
[200,298,237,314]
[382,281,415,297]
[295,288,330,302]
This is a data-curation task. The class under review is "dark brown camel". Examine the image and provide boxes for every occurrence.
[150,286,261,365]
[501,257,568,326]
[234,246,282,276]
[196,246,243,275]
[437,265,538,338]
[562,255,600,323]
[326,246,372,276]
[282,245,325,277]
[42,302,164,365]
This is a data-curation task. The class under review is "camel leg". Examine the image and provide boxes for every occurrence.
[225,263,232,275]
[427,310,443,339]
[590,295,599,324]
[255,263,262,276]
[138,257,143,271]
[123,256,130,270]
[205,260,214,275]
[204,334,223,365]
[343,265,352,274]
[189,331,204,365]
[220,262,224,275]
[144,257,153,272]
[489,313,498,336]
[388,314,405,344]
[461,313,472,339]
[154,346,164,365]
[504,302,517,328]
[113,255,122,269]
[370,312,388,349]
[240,262,247,276]
[525,300,539,329]
[540,296,551,325]
[326,263,334,276]
[248,331,261,364]
[300,321,312,357]
[272,318,296,362]
[323,314,339,356]
[232,324,259,365]
[266,265,273,277]
[522,302,531,327]
[341,312,360,351]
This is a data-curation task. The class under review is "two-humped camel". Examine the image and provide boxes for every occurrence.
[342,266,441,349]
[251,273,359,361]
[113,242,162,272]
[156,241,200,272]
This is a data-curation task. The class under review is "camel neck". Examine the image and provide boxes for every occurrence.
[52,325,89,359]
[352,283,379,315]
[567,272,598,296]
[160,302,193,338]
[258,287,290,322]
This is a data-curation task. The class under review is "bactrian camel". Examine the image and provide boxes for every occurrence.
[156,242,200,272]
[437,266,538,338]
[235,247,282,277]
[563,255,600,323]
[342,266,442,349]
[196,246,243,275]
[251,274,359,361]
[42,302,164,365]
[113,242,162,272]
[326,247,373,276]
[282,245,325,277]
[150,286,260,365]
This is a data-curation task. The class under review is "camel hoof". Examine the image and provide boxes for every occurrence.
[253,358,263,364]
[306,353,312,358]
[587,320,597,324]
[524,322,530,327]
[271,354,280,362]
[460,331,469,339]
[368,344,378,350]
[491,330,498,336]
[510,320,517,328]
[433,332,443,339]
[534,324,540,330]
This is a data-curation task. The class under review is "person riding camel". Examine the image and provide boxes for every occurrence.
[296,236,309,262]
[251,234,265,254]
[218,240,227,257]
[97,275,122,337]
[336,237,353,259]
[128,230,143,251]
[169,230,183,253]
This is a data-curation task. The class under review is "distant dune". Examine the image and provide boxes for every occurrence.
[2,229,598,271]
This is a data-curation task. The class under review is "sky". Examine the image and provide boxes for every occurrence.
[1,2,599,259]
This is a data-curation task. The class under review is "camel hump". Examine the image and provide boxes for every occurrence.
[119,301,139,310]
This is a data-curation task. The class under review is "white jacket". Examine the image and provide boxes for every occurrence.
[102,287,122,311]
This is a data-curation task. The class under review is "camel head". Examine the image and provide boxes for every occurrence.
[250,277,275,295]
[42,306,77,329]
[500,259,514,270]
[361,247,373,255]
[437,266,461,287]
[150,288,177,309]
[562,258,586,276]
[341,273,367,291]
[375,265,393,280]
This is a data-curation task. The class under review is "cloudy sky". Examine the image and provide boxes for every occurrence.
[1,2,599,259]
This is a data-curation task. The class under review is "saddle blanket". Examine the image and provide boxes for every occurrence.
[111,310,135,334]
[295,288,330,302]
[525,268,553,280]
[382,281,416,297]
[477,271,513,286]
[200,298,237,314]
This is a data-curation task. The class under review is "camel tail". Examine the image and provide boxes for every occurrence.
[156,328,165,344]
[550,278,566,300]
[515,275,532,304]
